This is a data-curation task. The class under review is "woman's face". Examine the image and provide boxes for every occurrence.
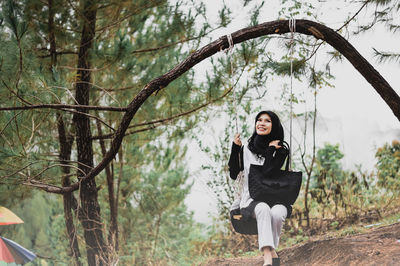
[255,113,272,135]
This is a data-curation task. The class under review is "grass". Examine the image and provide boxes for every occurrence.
[278,210,400,252]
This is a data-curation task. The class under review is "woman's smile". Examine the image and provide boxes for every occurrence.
[256,113,272,135]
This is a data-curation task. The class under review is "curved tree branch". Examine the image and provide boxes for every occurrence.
[0,104,127,112]
[36,19,400,194]
[91,80,240,140]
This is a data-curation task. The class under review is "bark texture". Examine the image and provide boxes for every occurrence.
[57,114,82,265]
[96,120,119,252]
[72,1,108,265]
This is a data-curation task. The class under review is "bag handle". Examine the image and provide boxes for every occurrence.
[281,140,291,171]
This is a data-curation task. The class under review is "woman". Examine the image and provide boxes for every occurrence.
[228,110,290,266]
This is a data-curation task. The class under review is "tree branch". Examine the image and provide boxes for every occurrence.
[95,1,167,33]
[38,50,78,58]
[297,0,372,67]
[337,0,372,33]
[30,19,400,194]
[23,179,69,194]
[93,64,246,140]
[92,85,235,140]
[0,104,127,112]
[131,27,221,55]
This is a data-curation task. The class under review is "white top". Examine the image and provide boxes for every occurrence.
[230,143,266,210]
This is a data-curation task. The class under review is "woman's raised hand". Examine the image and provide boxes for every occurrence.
[269,140,282,149]
[233,133,242,146]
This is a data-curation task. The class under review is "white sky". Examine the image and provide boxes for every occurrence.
[183,0,400,224]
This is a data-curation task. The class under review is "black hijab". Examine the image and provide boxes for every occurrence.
[248,111,284,157]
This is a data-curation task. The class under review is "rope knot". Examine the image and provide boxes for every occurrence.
[225,34,234,54]
[289,18,296,45]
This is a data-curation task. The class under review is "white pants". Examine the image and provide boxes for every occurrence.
[254,202,287,250]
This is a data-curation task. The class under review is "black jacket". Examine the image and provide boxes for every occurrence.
[227,142,292,218]
[228,142,288,179]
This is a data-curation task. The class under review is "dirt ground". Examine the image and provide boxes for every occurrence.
[204,222,400,266]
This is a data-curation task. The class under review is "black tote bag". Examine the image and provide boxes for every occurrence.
[248,142,302,207]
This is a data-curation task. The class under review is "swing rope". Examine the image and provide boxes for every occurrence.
[225,19,296,170]
[225,34,245,201]
[226,34,239,133]
[229,20,299,227]
[288,18,296,171]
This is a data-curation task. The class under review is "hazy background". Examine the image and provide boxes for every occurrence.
[184,0,400,223]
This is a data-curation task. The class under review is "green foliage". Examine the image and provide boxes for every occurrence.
[293,142,398,229]
[373,48,400,64]
[0,0,398,263]
[0,0,228,264]
[264,59,306,78]
[218,4,232,27]
[279,0,316,19]
[375,140,400,193]
[360,0,400,64]
[248,1,264,26]
[305,144,376,220]
[114,141,199,265]
[315,143,344,173]
[2,0,28,40]
[0,192,70,265]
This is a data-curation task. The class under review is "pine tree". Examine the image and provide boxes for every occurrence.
[0,0,226,264]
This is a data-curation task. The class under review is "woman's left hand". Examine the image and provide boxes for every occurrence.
[269,140,282,149]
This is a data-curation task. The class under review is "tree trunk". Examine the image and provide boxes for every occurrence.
[96,119,119,252]
[72,1,108,265]
[49,1,82,264]
[57,114,82,265]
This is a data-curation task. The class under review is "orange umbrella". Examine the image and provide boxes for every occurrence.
[0,207,23,225]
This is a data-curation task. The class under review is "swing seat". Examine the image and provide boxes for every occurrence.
[230,208,258,235]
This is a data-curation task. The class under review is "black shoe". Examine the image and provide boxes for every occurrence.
[272,257,280,266]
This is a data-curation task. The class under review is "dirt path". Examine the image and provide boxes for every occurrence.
[204,222,400,266]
